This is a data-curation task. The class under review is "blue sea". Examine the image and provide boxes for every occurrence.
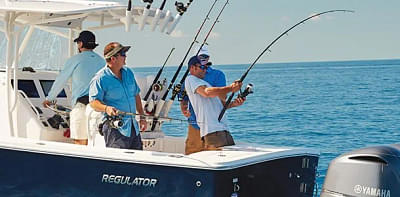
[134,59,400,192]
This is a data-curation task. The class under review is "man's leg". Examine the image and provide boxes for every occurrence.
[130,133,143,150]
[185,125,204,154]
[70,103,88,145]
[102,123,131,149]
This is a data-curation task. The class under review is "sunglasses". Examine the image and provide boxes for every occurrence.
[196,64,207,70]
[198,54,209,60]
[114,50,126,57]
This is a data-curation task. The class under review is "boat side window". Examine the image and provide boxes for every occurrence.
[39,80,67,98]
[11,79,40,98]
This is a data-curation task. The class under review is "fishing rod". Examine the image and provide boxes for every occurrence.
[138,0,154,30]
[124,0,133,31]
[151,0,168,31]
[160,0,218,102]
[147,0,218,131]
[166,0,194,34]
[143,47,175,114]
[45,103,71,116]
[116,111,198,124]
[218,9,354,121]
[171,0,230,101]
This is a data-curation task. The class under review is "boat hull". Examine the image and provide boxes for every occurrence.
[0,147,318,197]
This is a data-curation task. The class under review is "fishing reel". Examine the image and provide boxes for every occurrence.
[106,115,124,129]
[238,83,254,98]
[175,1,188,13]
[152,79,165,92]
[178,89,187,101]
[152,83,162,92]
[98,115,123,136]
[172,83,182,98]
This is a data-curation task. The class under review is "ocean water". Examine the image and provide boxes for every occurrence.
[133,59,400,191]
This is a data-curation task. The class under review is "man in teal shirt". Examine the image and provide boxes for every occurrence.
[89,42,147,150]
[43,30,105,145]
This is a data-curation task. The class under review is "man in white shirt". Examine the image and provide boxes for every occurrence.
[184,56,245,150]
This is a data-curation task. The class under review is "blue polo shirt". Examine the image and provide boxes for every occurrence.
[89,66,140,137]
[47,51,105,106]
[183,67,226,129]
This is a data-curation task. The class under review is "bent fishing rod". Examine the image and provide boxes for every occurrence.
[160,0,218,102]
[148,0,218,131]
[170,0,230,101]
[143,47,175,102]
[218,9,354,121]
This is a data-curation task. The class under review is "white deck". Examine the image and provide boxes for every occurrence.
[0,136,319,170]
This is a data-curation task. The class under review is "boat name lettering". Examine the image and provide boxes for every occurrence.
[354,185,390,197]
[102,174,158,187]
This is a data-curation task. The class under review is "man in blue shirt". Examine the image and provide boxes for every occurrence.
[180,46,227,154]
[42,30,105,145]
[89,42,147,150]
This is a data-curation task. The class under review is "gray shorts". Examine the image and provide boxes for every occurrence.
[202,130,235,148]
[102,122,143,150]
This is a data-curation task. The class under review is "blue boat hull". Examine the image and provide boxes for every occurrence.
[0,148,318,196]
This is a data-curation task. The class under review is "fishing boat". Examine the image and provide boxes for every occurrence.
[0,0,319,196]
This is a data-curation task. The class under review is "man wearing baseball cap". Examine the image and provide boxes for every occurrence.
[184,55,245,152]
[180,46,227,154]
[43,30,105,145]
[89,42,147,150]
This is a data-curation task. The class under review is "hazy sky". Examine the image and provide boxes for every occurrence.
[93,0,399,67]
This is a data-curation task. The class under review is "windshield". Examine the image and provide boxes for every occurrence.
[0,24,69,71]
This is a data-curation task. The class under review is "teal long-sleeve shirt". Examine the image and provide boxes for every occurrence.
[46,51,105,106]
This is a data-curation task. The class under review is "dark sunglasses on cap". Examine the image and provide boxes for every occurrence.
[196,64,207,70]
[198,54,209,59]
[114,50,126,57]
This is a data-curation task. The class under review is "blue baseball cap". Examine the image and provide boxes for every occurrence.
[188,55,201,67]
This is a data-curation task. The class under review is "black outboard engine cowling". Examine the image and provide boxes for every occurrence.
[321,144,400,197]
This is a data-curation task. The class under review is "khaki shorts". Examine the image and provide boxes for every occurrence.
[69,103,88,140]
[203,130,235,149]
[185,125,203,155]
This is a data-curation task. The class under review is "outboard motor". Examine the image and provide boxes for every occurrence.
[321,144,400,197]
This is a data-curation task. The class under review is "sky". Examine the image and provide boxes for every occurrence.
[92,0,400,67]
[0,0,398,68]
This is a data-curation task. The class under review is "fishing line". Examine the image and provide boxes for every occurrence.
[160,0,219,101]
[147,0,219,131]
[218,9,354,121]
[143,48,175,113]
[171,0,230,101]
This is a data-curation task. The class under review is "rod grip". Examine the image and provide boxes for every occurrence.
[218,92,234,121]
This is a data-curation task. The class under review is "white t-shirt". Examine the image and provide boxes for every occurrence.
[185,75,229,137]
